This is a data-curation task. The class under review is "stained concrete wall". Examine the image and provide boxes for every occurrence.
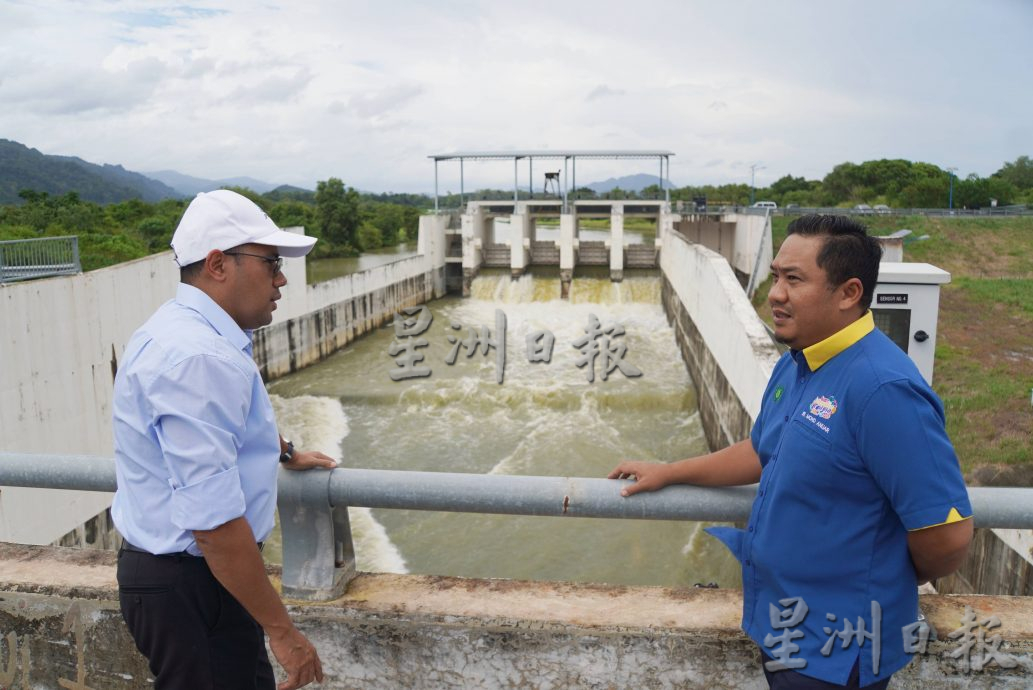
[659,231,781,449]
[0,223,445,547]
[2,543,1032,689]
[674,212,773,289]
[254,269,445,380]
[940,528,1033,597]
[725,211,773,288]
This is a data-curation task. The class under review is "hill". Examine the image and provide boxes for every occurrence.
[145,170,282,196]
[586,173,677,194]
[0,139,180,204]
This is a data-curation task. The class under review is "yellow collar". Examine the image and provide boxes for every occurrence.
[801,311,875,372]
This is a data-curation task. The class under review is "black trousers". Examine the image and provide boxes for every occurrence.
[117,547,275,690]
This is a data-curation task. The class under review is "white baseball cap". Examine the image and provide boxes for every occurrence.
[170,189,317,267]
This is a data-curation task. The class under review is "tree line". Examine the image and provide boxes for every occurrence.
[643,156,1032,209]
[2,156,1030,272]
[0,180,423,271]
[433,156,1033,210]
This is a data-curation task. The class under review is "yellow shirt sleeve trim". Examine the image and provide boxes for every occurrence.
[908,506,973,531]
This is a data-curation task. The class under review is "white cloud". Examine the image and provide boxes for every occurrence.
[586,85,625,101]
[0,0,1030,192]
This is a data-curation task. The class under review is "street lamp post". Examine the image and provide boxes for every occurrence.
[947,166,958,210]
[749,163,765,205]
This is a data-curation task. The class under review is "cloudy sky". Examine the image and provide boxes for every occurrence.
[1,0,1030,193]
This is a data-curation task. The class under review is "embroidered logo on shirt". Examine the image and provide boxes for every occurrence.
[809,395,839,420]
[774,385,784,402]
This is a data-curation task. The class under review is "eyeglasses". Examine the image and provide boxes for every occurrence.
[223,251,283,275]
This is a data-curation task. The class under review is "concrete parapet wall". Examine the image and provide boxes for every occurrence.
[660,232,781,449]
[0,251,183,546]
[254,268,445,381]
[0,223,445,545]
[2,543,1033,689]
[724,211,773,285]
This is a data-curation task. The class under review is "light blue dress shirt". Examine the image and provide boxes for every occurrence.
[111,283,279,556]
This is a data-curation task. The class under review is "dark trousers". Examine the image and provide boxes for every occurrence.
[761,650,891,690]
[117,547,275,690]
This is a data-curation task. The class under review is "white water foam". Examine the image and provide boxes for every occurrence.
[269,394,408,574]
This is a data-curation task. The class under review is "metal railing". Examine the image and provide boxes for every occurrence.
[770,206,1033,218]
[0,236,81,283]
[671,204,1033,218]
[2,452,1032,601]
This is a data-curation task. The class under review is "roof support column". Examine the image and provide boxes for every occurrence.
[572,157,577,203]
[658,156,663,201]
[563,157,569,213]
[664,156,671,203]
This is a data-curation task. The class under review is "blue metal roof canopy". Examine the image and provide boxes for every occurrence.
[428,150,675,212]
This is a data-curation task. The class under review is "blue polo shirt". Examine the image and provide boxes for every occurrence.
[111,283,280,556]
[707,311,971,685]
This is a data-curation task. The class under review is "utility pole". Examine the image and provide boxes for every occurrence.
[946,167,958,210]
[749,163,765,205]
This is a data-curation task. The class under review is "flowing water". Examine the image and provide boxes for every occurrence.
[305,242,419,284]
[265,268,741,588]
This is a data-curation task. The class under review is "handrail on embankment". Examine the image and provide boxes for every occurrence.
[1,452,1030,601]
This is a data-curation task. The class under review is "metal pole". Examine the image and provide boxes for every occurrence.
[434,160,439,213]
[563,157,569,213]
[2,454,1033,529]
[665,156,671,203]
[572,157,577,203]
[329,468,756,522]
[514,157,518,204]
[658,156,663,200]
[460,158,465,208]
[529,157,533,200]
[0,453,117,492]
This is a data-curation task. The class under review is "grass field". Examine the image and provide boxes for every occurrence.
[754,215,1033,482]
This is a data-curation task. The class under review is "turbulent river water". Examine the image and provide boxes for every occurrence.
[264,267,741,588]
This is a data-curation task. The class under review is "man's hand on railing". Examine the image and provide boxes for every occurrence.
[283,449,338,471]
[608,461,672,497]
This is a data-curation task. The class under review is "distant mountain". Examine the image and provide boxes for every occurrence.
[0,139,181,204]
[145,170,281,197]
[585,173,678,194]
[265,185,316,203]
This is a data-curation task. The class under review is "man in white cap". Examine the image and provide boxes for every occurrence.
[112,189,335,689]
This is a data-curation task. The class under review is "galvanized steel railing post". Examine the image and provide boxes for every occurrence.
[276,467,355,601]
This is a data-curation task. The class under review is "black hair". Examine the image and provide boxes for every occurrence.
[179,259,205,284]
[785,214,882,310]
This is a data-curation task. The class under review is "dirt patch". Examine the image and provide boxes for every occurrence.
[968,464,1033,487]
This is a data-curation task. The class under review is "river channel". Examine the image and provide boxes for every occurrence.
[265,265,741,588]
